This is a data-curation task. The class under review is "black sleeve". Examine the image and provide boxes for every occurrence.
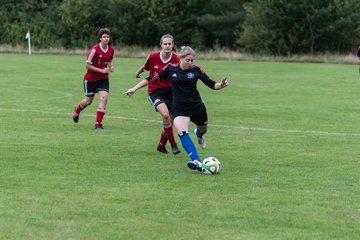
[148,65,170,81]
[198,67,216,89]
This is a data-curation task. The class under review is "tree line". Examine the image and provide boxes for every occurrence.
[1,0,359,55]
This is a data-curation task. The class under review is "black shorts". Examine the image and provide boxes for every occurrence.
[84,78,109,97]
[147,88,173,113]
[173,103,208,126]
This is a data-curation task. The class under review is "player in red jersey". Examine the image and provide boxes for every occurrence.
[72,28,115,129]
[124,34,181,155]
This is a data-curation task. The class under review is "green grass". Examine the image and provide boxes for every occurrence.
[1,53,360,239]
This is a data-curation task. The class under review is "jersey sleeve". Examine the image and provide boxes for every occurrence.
[148,65,170,82]
[143,54,152,71]
[110,47,114,60]
[86,48,96,64]
[197,66,216,89]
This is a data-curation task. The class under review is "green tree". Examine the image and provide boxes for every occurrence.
[196,0,250,49]
[332,0,360,52]
[237,0,360,55]
[105,0,158,47]
[59,0,114,48]
[0,0,62,47]
[130,0,207,47]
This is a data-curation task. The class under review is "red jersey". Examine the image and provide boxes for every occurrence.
[143,51,180,92]
[84,43,114,82]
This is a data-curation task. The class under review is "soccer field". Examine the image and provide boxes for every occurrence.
[1,53,360,239]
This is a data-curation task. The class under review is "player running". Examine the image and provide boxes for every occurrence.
[131,46,229,171]
[72,28,114,129]
[124,34,181,155]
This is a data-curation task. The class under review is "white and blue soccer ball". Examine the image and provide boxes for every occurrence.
[202,157,221,175]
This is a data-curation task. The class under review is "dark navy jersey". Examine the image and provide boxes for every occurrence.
[148,64,216,110]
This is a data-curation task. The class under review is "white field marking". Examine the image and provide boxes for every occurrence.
[0,85,73,103]
[209,124,360,137]
[1,107,360,137]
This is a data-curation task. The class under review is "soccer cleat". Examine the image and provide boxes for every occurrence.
[73,111,79,123]
[194,129,206,149]
[171,144,181,155]
[95,123,104,129]
[187,160,202,172]
[157,145,169,154]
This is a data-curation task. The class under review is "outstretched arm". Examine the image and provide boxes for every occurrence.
[123,79,149,97]
[198,67,228,90]
[214,77,229,90]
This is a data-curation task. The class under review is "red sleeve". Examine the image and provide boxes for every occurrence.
[144,52,157,71]
[110,46,115,60]
[86,47,97,64]
[143,55,151,71]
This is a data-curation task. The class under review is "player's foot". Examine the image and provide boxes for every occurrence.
[187,160,202,172]
[73,111,79,123]
[157,145,169,154]
[171,144,181,155]
[95,123,104,129]
[194,129,206,149]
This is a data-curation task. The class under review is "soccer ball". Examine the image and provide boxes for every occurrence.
[202,157,221,175]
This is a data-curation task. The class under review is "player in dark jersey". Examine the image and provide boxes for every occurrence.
[72,28,114,129]
[124,34,181,155]
[148,46,228,172]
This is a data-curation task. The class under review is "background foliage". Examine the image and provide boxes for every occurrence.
[0,0,359,54]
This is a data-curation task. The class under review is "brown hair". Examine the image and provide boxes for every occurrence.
[98,28,111,40]
[160,34,177,52]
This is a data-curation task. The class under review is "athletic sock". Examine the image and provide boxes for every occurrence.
[158,130,168,147]
[195,128,206,138]
[163,123,177,146]
[96,108,105,125]
[179,131,201,162]
[74,103,85,114]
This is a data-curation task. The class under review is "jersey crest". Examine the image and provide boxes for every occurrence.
[187,72,195,79]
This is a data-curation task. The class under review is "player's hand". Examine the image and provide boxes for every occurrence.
[123,88,136,97]
[108,63,113,72]
[103,67,110,74]
[220,77,229,88]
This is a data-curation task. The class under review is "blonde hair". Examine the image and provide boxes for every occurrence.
[179,46,196,58]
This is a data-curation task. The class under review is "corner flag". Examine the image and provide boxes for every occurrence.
[25,30,31,55]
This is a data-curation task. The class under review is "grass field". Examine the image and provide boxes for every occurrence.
[1,53,360,239]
